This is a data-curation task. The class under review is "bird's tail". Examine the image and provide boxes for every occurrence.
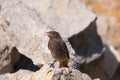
[60,60,69,68]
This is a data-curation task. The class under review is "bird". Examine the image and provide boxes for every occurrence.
[45,31,70,67]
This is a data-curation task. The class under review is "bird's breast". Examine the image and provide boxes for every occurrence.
[48,40,67,60]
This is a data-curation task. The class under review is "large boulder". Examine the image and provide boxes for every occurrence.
[0,0,99,67]
[0,1,106,79]
[21,0,96,38]
[0,0,52,65]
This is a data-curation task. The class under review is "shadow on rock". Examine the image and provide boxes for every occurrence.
[80,45,120,80]
[11,47,40,72]
[68,17,104,64]
[111,65,120,80]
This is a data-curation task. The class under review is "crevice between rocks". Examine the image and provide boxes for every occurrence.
[0,47,42,74]
[11,47,41,73]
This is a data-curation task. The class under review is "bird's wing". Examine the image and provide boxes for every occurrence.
[61,41,70,59]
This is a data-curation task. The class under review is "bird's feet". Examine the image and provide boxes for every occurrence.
[50,60,56,68]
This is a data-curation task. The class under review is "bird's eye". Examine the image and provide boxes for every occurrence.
[52,32,55,35]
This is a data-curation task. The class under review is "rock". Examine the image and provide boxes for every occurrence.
[68,18,104,64]
[0,0,111,79]
[0,64,92,80]
[0,70,32,80]
[0,28,39,74]
[0,0,105,75]
[93,78,100,80]
[111,65,120,80]
[14,50,40,72]
[82,1,120,79]
[100,45,120,79]
[80,45,120,80]
[21,0,96,38]
[0,0,98,67]
[0,0,52,65]
[0,38,39,74]
[96,16,108,36]
[0,27,13,74]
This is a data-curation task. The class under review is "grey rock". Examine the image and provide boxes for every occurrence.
[0,0,52,65]
[0,0,99,67]
[0,27,13,74]
[21,0,96,38]
[96,16,108,36]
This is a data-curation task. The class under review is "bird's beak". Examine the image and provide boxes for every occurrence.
[45,32,51,36]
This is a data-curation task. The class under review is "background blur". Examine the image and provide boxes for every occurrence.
[82,0,120,52]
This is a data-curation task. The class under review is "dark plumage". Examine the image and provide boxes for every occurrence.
[45,31,70,67]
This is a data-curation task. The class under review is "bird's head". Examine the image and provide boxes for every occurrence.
[45,31,61,39]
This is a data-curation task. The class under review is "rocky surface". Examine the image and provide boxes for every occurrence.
[0,0,98,66]
[21,0,96,38]
[80,45,120,80]
[0,0,99,79]
[0,27,14,74]
[0,0,102,68]
[0,0,120,80]
[0,64,92,80]
[0,0,52,65]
